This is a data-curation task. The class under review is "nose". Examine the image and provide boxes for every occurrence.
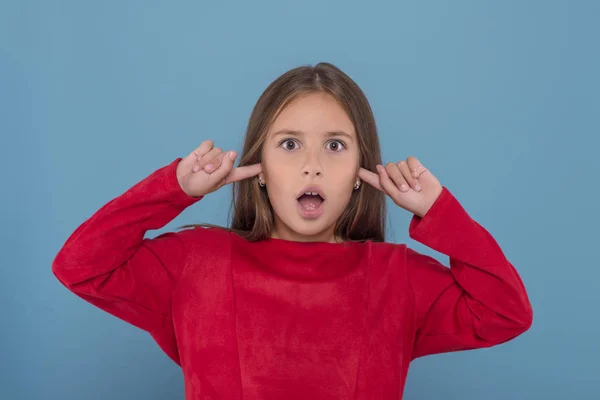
[302,169,322,178]
[301,151,323,178]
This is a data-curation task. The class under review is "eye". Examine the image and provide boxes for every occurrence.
[326,140,346,152]
[280,138,300,151]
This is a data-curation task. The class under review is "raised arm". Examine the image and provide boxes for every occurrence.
[405,187,533,359]
[52,141,261,363]
[52,157,201,333]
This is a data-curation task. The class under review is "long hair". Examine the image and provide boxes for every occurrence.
[180,62,386,242]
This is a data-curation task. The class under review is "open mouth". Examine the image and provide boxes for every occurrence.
[296,186,326,219]
[296,190,325,219]
[297,192,324,211]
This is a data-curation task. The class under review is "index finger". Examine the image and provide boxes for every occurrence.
[358,167,383,192]
[224,163,263,184]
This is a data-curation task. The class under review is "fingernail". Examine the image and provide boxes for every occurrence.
[229,151,237,160]
[415,184,421,191]
[204,164,214,172]
[400,184,409,192]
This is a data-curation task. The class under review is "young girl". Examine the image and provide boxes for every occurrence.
[53,62,533,399]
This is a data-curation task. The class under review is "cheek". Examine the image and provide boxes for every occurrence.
[263,150,302,182]
[263,161,296,197]
[325,156,359,180]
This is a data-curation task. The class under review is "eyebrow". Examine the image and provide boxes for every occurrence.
[271,129,354,141]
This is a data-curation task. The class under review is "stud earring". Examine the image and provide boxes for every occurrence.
[259,176,265,187]
[354,179,361,190]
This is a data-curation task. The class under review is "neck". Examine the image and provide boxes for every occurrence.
[270,221,341,243]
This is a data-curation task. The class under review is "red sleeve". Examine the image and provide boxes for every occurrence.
[52,158,202,334]
[405,186,533,359]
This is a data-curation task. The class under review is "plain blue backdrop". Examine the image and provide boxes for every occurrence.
[2,1,598,399]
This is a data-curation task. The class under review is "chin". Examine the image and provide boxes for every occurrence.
[293,222,329,236]
[271,199,341,240]
[292,212,339,238]
[273,214,331,241]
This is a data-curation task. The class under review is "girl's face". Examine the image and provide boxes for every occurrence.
[260,92,361,242]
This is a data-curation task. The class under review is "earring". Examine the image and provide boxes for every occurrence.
[354,179,361,190]
[259,176,265,187]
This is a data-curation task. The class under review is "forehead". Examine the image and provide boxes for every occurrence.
[268,92,356,138]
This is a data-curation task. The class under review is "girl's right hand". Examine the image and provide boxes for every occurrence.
[176,140,262,198]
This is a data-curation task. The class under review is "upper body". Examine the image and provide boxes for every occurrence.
[52,156,532,399]
[52,62,533,399]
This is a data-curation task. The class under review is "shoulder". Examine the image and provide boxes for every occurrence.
[173,226,235,278]
[184,224,232,241]
[359,240,410,276]
[365,239,407,258]
[170,225,234,253]
[364,240,448,276]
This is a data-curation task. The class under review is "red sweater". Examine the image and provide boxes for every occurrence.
[52,158,533,399]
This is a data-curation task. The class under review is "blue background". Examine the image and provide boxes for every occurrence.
[2,1,598,399]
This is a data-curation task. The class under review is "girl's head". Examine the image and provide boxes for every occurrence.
[231,62,386,243]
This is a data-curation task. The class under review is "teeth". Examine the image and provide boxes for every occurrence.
[305,191,318,196]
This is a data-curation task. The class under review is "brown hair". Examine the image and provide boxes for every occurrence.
[181,62,386,242]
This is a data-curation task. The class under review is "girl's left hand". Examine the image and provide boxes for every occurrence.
[358,156,443,218]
